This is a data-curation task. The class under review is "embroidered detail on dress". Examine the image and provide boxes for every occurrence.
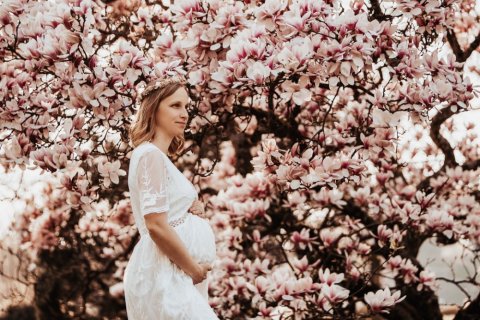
[139,152,169,214]
[169,212,190,228]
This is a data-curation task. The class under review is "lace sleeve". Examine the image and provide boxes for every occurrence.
[136,149,170,216]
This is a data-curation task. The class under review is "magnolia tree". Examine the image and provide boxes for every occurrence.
[1,0,480,319]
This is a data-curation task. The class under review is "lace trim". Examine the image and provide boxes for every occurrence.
[169,212,190,228]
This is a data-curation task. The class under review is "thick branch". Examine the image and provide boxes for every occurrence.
[453,292,480,320]
[462,159,480,171]
[417,107,457,191]
[430,107,457,167]
[367,0,394,21]
[447,30,480,63]
[370,0,385,19]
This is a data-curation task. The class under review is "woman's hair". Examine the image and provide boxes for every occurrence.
[129,80,185,156]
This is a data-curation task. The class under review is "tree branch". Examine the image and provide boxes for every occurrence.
[447,30,480,63]
[367,0,394,21]
[430,107,457,167]
[453,292,480,320]
[462,159,480,171]
[417,106,457,191]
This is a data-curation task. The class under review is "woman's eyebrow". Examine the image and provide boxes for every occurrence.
[170,100,189,105]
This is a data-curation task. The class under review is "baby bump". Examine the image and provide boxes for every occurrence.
[176,213,216,264]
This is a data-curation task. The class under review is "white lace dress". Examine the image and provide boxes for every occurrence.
[123,142,218,320]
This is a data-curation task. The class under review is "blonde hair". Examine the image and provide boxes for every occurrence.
[129,80,186,156]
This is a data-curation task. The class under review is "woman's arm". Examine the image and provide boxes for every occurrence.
[135,149,210,284]
[144,212,210,284]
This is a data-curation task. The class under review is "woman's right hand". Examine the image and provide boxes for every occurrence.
[191,263,212,285]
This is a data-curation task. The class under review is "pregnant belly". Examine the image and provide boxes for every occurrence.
[175,213,216,264]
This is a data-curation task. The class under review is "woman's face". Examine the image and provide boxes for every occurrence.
[154,86,190,138]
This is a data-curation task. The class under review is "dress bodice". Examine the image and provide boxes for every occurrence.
[128,141,198,235]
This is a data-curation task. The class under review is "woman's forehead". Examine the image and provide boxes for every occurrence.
[165,89,191,104]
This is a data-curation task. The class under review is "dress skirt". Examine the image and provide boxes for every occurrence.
[123,214,218,320]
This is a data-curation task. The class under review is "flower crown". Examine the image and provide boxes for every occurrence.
[137,75,186,103]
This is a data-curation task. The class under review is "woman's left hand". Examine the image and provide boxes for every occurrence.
[189,200,206,218]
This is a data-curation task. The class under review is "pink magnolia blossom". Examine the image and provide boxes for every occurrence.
[291,255,319,274]
[211,2,248,30]
[242,258,270,275]
[320,227,343,247]
[321,284,350,304]
[280,276,321,301]
[256,0,289,31]
[289,228,317,250]
[281,3,311,35]
[280,78,312,105]
[364,287,405,313]
[97,160,126,188]
[424,210,455,238]
[417,270,437,291]
[400,259,419,284]
[318,268,344,286]
[170,0,206,21]
[256,302,274,318]
[276,37,314,71]
[31,145,69,171]
[246,275,270,297]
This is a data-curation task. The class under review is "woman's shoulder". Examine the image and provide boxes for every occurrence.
[131,142,166,162]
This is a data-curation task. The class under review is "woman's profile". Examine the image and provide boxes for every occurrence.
[123,75,218,319]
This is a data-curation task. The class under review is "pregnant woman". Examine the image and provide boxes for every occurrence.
[123,75,218,319]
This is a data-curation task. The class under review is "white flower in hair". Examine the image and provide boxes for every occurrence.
[137,75,186,103]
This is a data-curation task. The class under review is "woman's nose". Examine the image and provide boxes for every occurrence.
[181,108,189,119]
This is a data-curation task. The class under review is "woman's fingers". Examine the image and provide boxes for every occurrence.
[189,200,206,217]
[190,208,202,215]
